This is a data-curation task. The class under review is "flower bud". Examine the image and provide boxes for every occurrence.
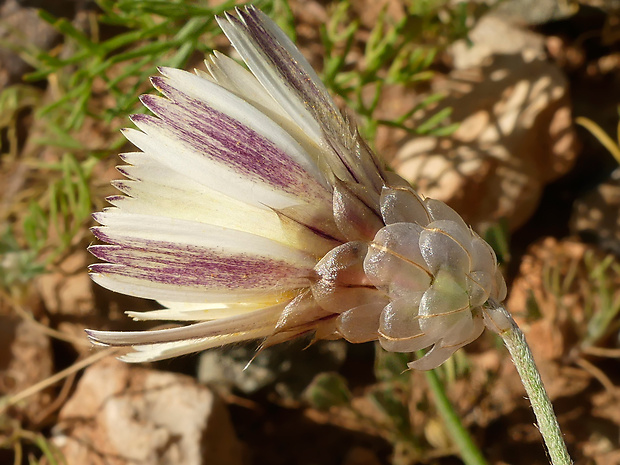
[87,6,507,369]
[342,185,507,369]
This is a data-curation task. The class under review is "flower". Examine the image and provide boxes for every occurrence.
[86,6,506,369]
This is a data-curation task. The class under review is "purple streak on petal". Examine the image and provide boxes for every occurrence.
[110,180,132,195]
[91,212,105,226]
[88,241,312,291]
[227,7,386,192]
[115,166,135,179]
[234,9,338,124]
[139,82,325,202]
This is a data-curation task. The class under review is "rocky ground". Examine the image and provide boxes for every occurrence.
[1,0,619,464]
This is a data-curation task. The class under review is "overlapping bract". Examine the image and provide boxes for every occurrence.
[368,186,506,369]
[87,6,507,369]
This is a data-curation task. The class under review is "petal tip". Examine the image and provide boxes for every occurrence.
[84,328,110,347]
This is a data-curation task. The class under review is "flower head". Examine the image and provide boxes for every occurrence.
[87,6,506,369]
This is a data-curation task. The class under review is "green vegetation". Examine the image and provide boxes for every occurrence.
[0,1,539,464]
[320,0,483,141]
[0,0,480,289]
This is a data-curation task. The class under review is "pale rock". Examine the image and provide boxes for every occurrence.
[392,17,578,231]
[491,0,578,25]
[35,250,97,356]
[36,251,94,317]
[449,15,547,70]
[53,358,244,465]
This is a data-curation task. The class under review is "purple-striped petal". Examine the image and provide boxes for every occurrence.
[217,7,338,145]
[123,69,330,210]
[107,175,338,257]
[203,51,292,125]
[217,6,386,193]
[90,213,315,302]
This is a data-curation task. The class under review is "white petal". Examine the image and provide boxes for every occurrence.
[87,304,283,362]
[126,304,262,322]
[115,331,263,363]
[90,212,314,302]
[217,7,336,146]
[108,176,336,256]
[217,7,386,192]
[204,51,293,126]
[155,66,326,189]
[127,87,329,211]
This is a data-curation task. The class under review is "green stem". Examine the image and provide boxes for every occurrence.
[425,368,487,465]
[485,300,572,465]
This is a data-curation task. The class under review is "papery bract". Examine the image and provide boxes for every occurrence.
[87,6,507,369]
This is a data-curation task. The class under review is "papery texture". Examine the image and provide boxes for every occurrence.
[88,6,507,369]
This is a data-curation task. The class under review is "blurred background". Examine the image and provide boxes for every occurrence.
[0,0,619,464]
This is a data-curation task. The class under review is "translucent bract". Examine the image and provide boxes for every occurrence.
[87,6,507,369]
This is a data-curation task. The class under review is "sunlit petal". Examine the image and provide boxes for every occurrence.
[88,6,507,370]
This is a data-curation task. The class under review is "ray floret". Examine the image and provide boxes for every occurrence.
[88,5,506,369]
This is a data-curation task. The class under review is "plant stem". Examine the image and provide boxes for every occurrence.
[425,368,487,465]
[485,300,572,465]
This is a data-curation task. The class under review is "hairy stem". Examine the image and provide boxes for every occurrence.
[485,299,572,465]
